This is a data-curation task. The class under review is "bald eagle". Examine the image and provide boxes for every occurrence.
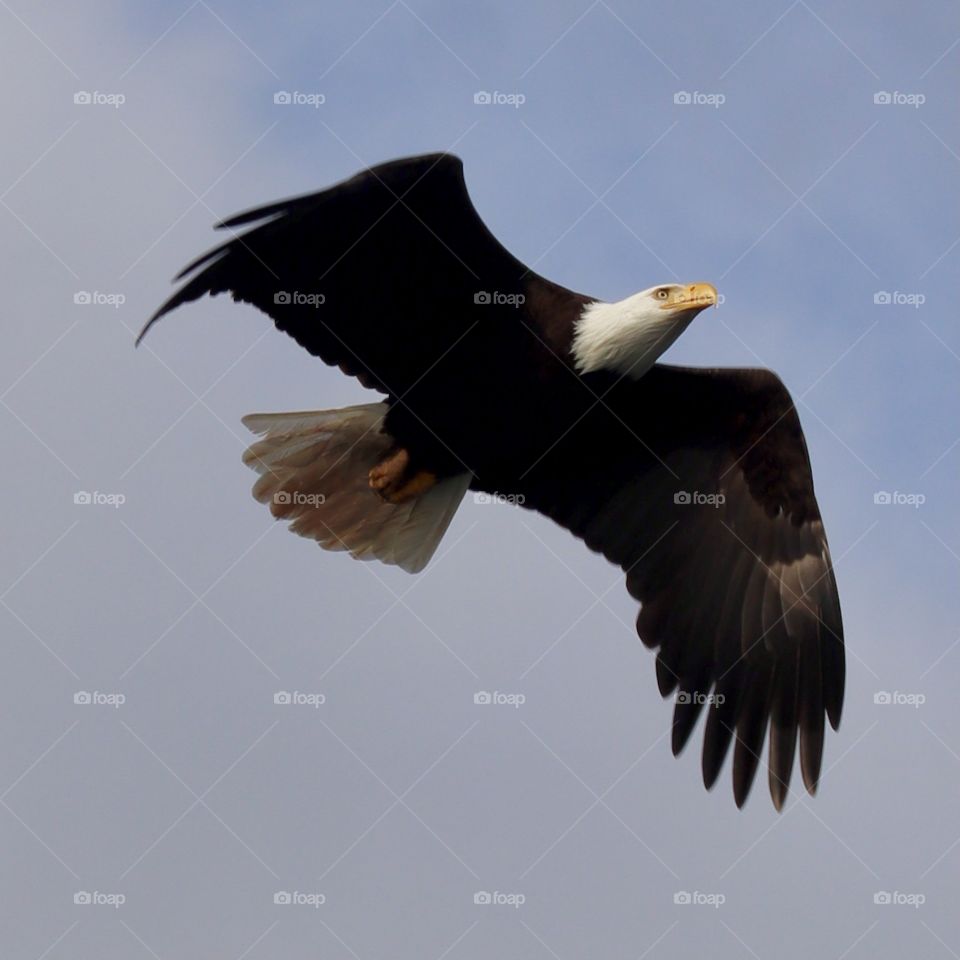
[141,153,844,811]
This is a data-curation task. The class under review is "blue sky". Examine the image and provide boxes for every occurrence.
[1,0,959,956]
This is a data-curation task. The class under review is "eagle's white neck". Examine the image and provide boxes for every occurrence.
[571,294,695,379]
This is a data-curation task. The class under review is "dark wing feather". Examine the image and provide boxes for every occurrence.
[140,153,583,397]
[521,365,845,810]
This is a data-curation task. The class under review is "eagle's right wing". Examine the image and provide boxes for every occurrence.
[521,365,845,809]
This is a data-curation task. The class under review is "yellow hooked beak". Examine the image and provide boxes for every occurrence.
[659,282,718,313]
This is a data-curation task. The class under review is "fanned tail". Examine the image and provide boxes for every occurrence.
[242,403,470,573]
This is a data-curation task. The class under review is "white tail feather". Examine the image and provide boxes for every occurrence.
[241,403,471,573]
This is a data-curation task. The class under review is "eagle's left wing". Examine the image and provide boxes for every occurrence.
[138,153,589,399]
[519,364,845,809]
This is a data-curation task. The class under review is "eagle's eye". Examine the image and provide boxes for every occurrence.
[655,288,670,300]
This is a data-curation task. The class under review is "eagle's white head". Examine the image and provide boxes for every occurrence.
[571,282,718,379]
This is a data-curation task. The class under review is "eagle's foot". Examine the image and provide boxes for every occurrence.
[369,448,437,504]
